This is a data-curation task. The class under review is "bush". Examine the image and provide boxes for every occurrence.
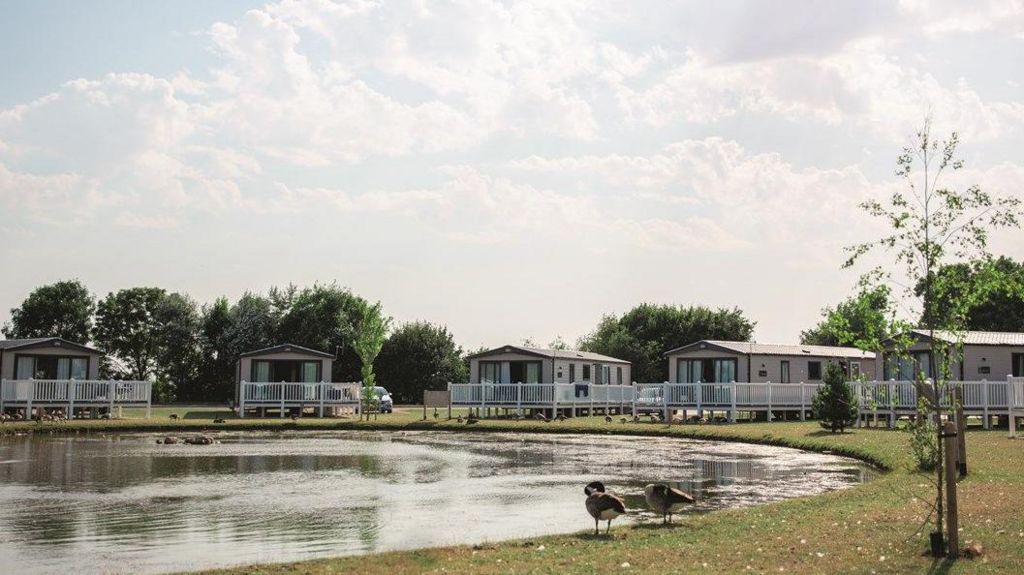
[812,362,858,432]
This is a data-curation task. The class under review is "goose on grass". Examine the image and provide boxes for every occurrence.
[584,481,626,535]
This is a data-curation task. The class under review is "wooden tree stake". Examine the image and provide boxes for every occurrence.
[943,421,960,559]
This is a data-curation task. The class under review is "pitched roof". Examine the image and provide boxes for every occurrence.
[238,343,335,359]
[665,340,875,359]
[910,329,1024,346]
[0,337,101,354]
[467,345,631,364]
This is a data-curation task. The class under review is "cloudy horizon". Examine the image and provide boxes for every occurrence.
[2,0,1023,350]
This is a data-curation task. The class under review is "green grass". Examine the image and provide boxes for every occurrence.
[3,407,1023,573]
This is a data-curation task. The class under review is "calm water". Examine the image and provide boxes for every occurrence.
[0,431,872,574]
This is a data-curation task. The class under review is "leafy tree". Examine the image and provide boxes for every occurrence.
[812,363,857,433]
[196,297,236,402]
[578,304,755,382]
[800,286,892,349]
[844,119,1021,555]
[93,287,167,381]
[152,293,202,402]
[548,336,569,350]
[917,256,1024,332]
[376,322,467,403]
[352,300,391,419]
[228,292,277,357]
[276,283,366,381]
[3,280,95,342]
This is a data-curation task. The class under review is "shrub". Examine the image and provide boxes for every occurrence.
[812,362,858,433]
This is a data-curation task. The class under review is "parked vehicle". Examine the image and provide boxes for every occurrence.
[374,386,394,413]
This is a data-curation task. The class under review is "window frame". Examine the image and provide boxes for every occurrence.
[808,361,822,381]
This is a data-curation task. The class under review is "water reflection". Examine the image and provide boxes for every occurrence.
[0,431,872,574]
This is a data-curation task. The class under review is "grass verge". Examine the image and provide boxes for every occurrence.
[3,406,1022,574]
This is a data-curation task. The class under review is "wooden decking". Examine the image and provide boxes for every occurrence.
[449,377,1024,429]
[0,379,152,418]
[238,381,362,418]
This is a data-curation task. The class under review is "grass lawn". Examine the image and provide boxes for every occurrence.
[2,406,1023,573]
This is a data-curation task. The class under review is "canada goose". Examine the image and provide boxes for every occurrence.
[644,483,695,524]
[168,414,179,420]
[555,414,567,422]
[456,415,464,423]
[213,418,226,424]
[632,415,640,423]
[534,413,549,422]
[584,481,626,535]
[604,415,612,424]
[465,415,479,425]
[648,414,659,424]
[290,415,299,422]
[619,417,628,424]
[433,410,440,419]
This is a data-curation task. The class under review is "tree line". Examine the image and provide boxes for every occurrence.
[2,282,761,401]
[1,282,469,403]
[7,256,1016,403]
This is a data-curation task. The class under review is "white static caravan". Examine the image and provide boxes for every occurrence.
[664,340,877,384]
[467,345,631,385]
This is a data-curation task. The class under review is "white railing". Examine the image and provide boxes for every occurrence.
[851,378,1024,411]
[1,379,151,403]
[238,381,362,418]
[0,379,152,418]
[448,378,1024,418]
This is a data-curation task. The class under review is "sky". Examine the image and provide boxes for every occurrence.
[1,0,1023,350]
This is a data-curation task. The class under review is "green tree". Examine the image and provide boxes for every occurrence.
[917,256,1024,332]
[3,280,95,342]
[196,297,236,402]
[376,322,467,403]
[227,292,277,356]
[93,287,167,381]
[578,304,755,382]
[352,300,391,419]
[800,286,892,349]
[845,119,1021,555]
[812,362,858,433]
[277,283,366,381]
[152,293,202,402]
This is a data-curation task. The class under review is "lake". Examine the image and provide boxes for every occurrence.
[0,430,873,574]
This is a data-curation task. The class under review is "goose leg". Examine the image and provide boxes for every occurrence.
[594,518,599,535]
[606,520,611,534]
[668,512,672,525]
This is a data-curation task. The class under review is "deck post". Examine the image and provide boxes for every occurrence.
[982,379,990,429]
[239,381,246,419]
[108,379,115,417]
[1009,375,1017,439]
[695,382,702,418]
[0,378,5,414]
[729,382,736,422]
[319,381,325,418]
[68,380,76,419]
[800,382,806,421]
[447,382,452,420]
[631,382,637,416]
[280,381,286,418]
[888,380,896,429]
[767,381,773,422]
[552,383,558,419]
[145,382,151,419]
[662,383,669,422]
[27,380,34,420]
